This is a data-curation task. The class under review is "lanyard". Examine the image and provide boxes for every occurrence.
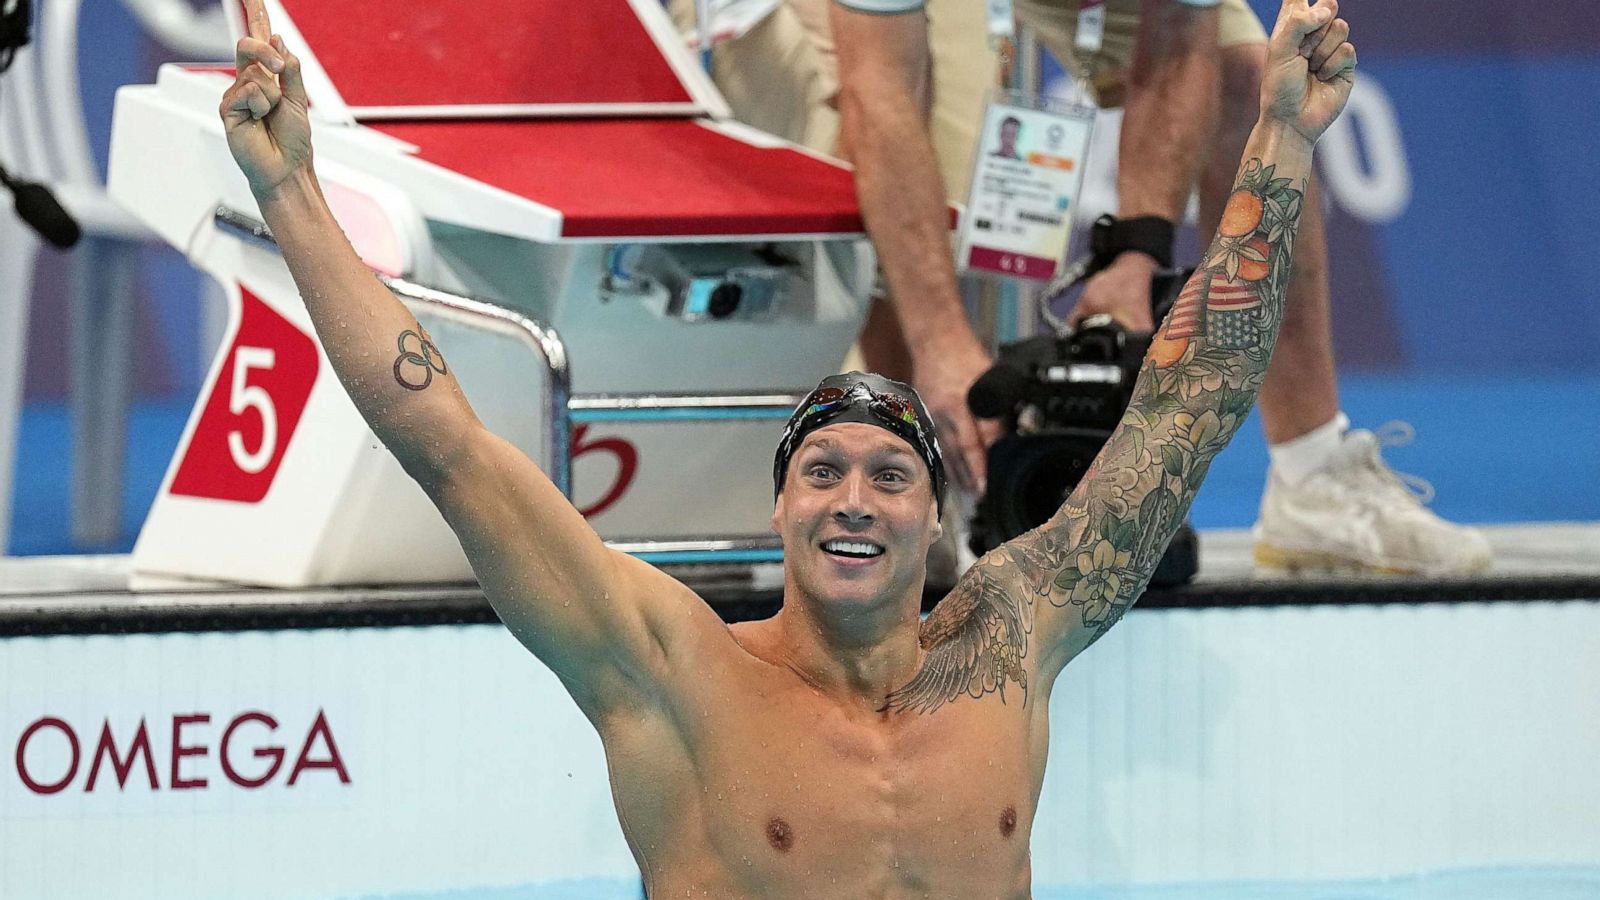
[1076,0,1106,55]
[986,0,1015,41]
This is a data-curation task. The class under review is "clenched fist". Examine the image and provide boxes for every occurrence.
[1261,0,1357,145]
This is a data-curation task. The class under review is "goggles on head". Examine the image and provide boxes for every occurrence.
[773,373,946,515]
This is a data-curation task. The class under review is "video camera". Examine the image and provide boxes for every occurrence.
[967,220,1199,588]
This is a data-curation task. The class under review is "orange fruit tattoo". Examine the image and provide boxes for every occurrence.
[1149,332,1188,368]
[1218,190,1264,238]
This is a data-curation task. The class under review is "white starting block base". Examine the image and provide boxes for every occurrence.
[109,0,880,587]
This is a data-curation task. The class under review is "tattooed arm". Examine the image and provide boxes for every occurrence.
[218,0,713,717]
[887,0,1355,713]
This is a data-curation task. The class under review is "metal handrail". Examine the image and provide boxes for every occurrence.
[607,538,783,567]
[213,207,575,495]
[382,274,574,497]
[572,394,800,410]
[42,0,229,190]
[43,0,99,187]
[570,392,802,424]
[211,206,795,567]
[118,0,232,58]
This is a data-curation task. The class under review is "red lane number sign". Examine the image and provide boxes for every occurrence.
[171,286,320,503]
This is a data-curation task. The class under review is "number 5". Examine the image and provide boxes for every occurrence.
[228,346,278,474]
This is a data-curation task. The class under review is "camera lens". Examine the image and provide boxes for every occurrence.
[708,282,744,319]
[971,433,1102,555]
[1005,449,1087,537]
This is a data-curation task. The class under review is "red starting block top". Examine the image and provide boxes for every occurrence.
[372,119,866,239]
[225,0,887,239]
[274,0,711,117]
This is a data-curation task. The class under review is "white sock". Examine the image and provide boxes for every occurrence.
[1269,412,1350,486]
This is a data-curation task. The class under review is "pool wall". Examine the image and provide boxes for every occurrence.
[3,600,1596,897]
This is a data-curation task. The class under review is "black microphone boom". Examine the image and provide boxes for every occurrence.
[1,0,31,71]
[0,1,72,247]
[0,163,81,249]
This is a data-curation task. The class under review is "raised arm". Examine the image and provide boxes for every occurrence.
[887,0,1354,713]
[220,1,710,715]
[831,1,996,493]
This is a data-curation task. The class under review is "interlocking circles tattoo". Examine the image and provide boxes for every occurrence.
[393,329,447,391]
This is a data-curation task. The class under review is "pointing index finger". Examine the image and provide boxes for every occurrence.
[244,0,272,43]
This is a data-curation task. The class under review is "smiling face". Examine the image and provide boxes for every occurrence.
[771,423,943,612]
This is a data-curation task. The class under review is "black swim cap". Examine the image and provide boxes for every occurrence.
[773,372,946,515]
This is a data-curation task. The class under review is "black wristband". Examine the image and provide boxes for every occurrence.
[1087,214,1176,273]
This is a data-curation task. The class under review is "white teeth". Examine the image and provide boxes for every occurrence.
[822,540,884,558]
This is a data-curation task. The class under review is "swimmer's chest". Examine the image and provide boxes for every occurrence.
[682,674,1044,888]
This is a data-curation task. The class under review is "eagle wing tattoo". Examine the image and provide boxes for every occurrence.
[883,553,1036,714]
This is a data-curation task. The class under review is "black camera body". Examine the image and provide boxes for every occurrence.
[968,268,1199,589]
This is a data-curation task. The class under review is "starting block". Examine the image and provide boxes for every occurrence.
[107,0,880,587]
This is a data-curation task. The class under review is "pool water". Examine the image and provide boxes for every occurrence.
[380,865,1600,899]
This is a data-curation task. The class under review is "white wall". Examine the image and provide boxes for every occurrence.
[3,600,1598,898]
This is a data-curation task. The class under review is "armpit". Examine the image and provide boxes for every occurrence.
[883,554,1034,714]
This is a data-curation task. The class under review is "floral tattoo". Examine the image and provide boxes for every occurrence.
[886,159,1305,715]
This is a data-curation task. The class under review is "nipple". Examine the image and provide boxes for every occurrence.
[766,817,794,852]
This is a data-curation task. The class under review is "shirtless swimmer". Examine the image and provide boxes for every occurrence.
[218,0,1354,893]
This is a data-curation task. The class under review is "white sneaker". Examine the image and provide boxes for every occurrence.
[1252,424,1493,577]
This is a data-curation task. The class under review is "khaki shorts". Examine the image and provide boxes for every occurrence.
[1015,0,1268,107]
[672,0,1001,200]
[674,0,1266,197]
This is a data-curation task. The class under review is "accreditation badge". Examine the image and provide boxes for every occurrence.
[957,92,1096,282]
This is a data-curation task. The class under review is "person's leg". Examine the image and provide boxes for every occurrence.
[851,0,998,381]
[669,0,840,152]
[854,290,916,382]
[1197,42,1342,447]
